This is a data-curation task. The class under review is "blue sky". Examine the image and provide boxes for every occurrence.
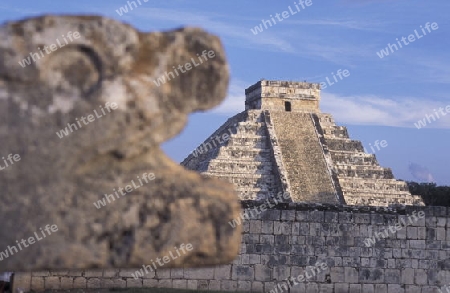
[2,0,449,184]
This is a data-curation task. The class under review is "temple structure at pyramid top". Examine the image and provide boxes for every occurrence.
[245,80,321,112]
[182,80,424,207]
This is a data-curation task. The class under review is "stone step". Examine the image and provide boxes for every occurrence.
[336,164,386,172]
[330,152,378,165]
[348,162,385,173]
[228,133,267,139]
[217,145,272,151]
[182,147,220,171]
[324,138,364,152]
[206,158,272,165]
[202,171,275,183]
[219,177,275,190]
[202,171,278,200]
[322,126,349,139]
[344,190,413,197]
[185,140,221,159]
[183,116,264,161]
[204,160,274,174]
[203,173,278,189]
[316,113,336,127]
[206,161,273,170]
[203,172,275,180]
[336,167,394,179]
[235,187,267,193]
[215,153,272,162]
[335,168,394,179]
[236,189,277,200]
[234,123,267,135]
[339,177,409,185]
[338,178,410,192]
[238,189,268,200]
[344,192,424,206]
[345,196,421,207]
[341,186,411,198]
[246,110,265,123]
[227,136,269,148]
[217,147,273,160]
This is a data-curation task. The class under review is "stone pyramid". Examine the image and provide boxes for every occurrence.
[182,80,424,206]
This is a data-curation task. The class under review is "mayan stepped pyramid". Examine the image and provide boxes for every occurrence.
[182,80,424,206]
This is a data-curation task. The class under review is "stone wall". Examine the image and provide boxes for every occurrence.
[16,202,450,293]
[245,80,321,112]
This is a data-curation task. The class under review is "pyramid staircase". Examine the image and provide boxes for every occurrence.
[182,110,282,200]
[316,113,424,206]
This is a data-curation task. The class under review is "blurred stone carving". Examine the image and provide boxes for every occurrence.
[0,15,241,270]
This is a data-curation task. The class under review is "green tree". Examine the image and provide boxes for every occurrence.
[407,181,450,206]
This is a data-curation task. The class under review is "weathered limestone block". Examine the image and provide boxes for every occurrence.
[0,15,241,270]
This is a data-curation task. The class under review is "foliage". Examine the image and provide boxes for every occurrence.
[407,181,450,206]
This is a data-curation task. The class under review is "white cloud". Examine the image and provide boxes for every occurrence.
[321,92,450,128]
[210,83,450,129]
[211,79,247,115]
[408,163,435,183]
[289,19,388,32]
[121,7,379,62]
[129,7,296,53]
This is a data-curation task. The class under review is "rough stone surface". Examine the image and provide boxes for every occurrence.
[20,204,450,292]
[0,15,241,270]
[11,272,31,293]
[270,111,338,203]
[182,80,424,206]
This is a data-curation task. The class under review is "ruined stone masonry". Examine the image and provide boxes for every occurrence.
[15,204,450,293]
[182,80,424,207]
